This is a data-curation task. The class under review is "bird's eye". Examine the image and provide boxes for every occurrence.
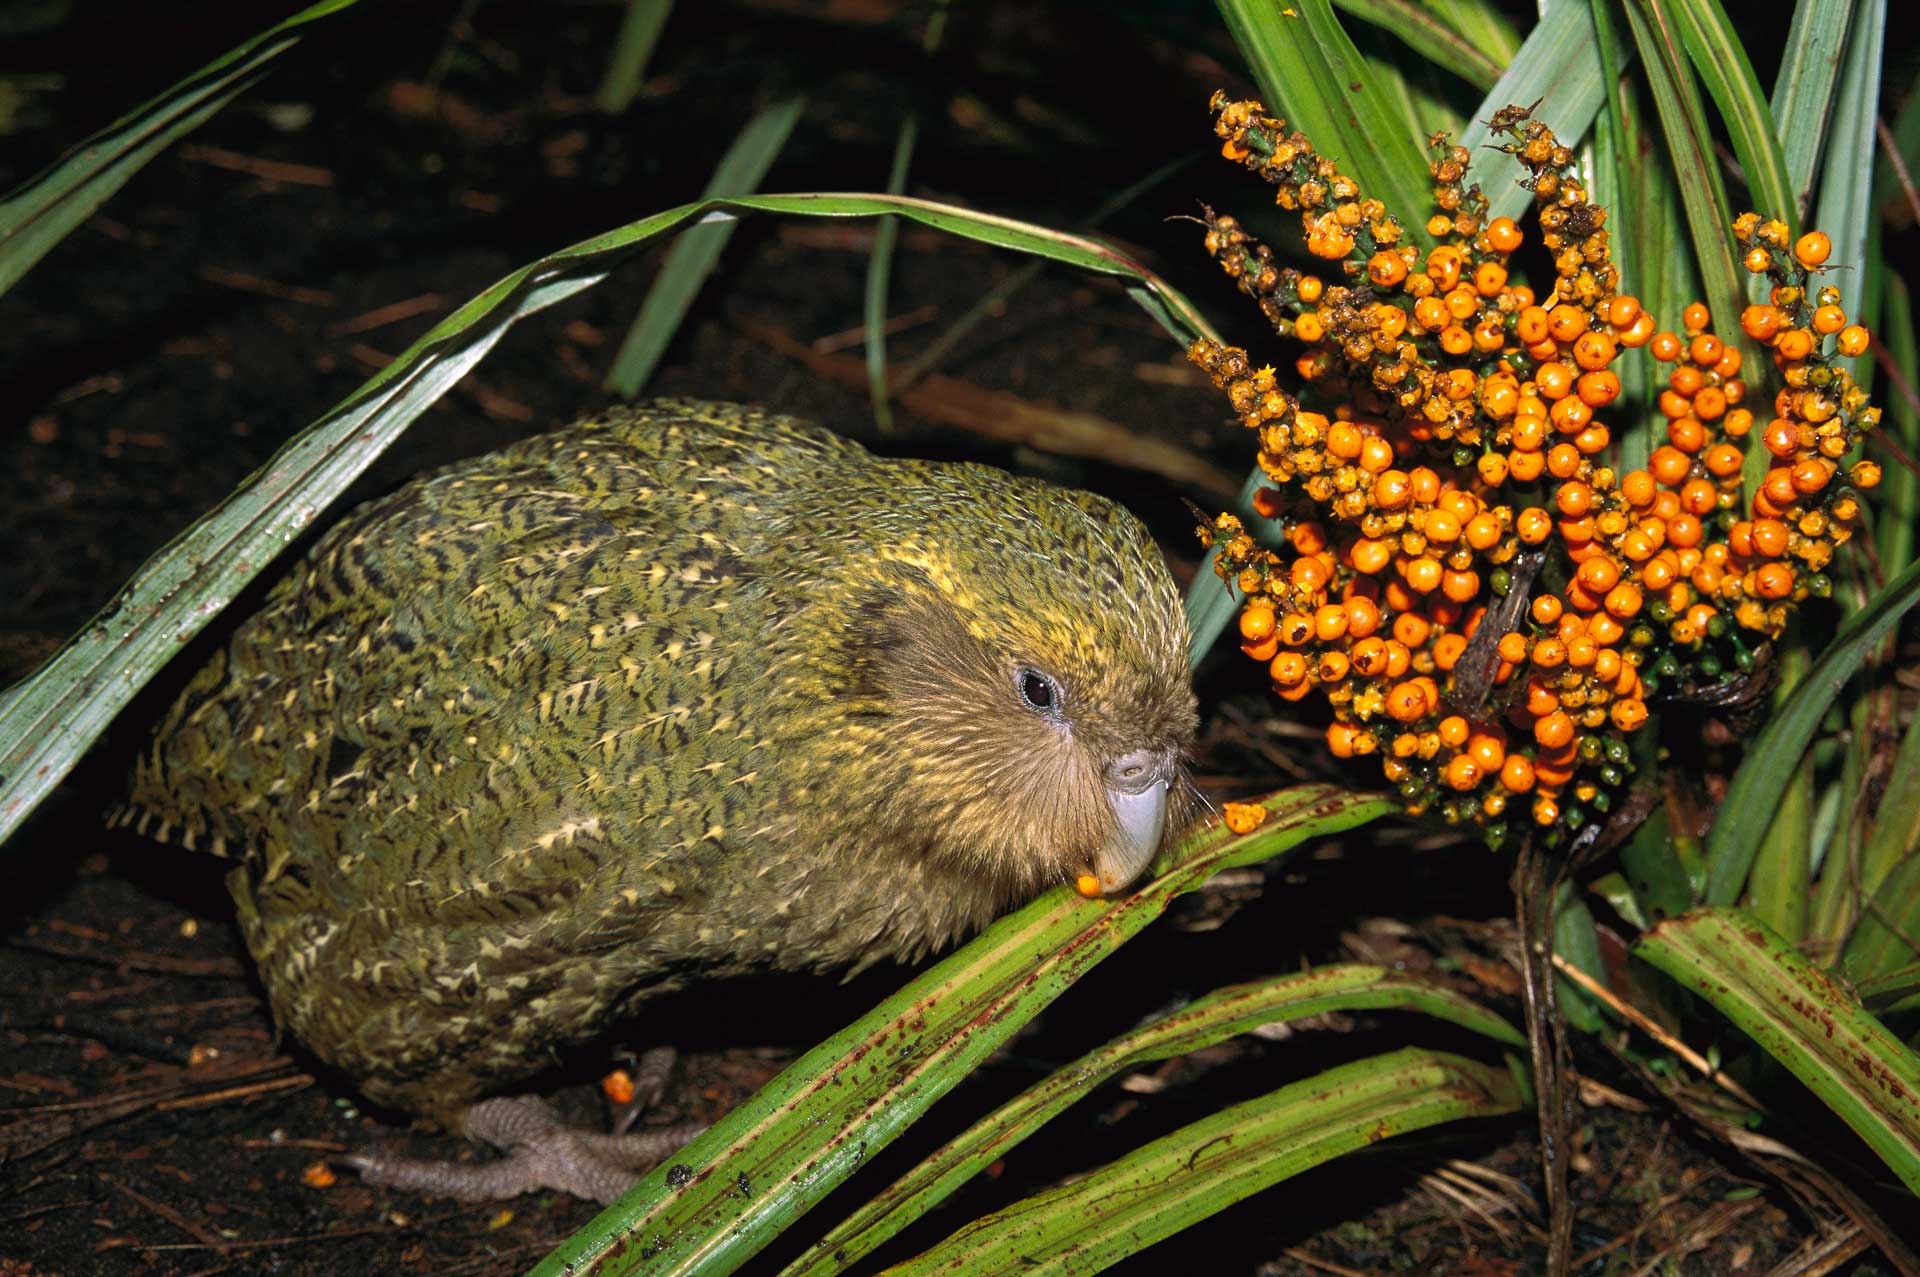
[1017,668,1060,714]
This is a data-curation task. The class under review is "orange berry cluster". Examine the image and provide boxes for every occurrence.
[1192,96,1884,845]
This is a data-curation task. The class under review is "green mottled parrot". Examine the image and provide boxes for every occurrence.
[118,400,1196,1200]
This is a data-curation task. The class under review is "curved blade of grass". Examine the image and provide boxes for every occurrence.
[1623,0,1760,498]
[1426,0,1520,64]
[1330,0,1502,90]
[1875,271,1917,573]
[604,96,805,398]
[1838,709,1920,977]
[594,0,674,115]
[1587,0,1693,471]
[864,113,918,430]
[880,1049,1522,1277]
[1457,0,1633,226]
[525,787,1393,1277]
[1770,0,1857,218]
[1215,0,1436,247]
[783,965,1521,1277]
[1747,643,1813,942]
[1666,0,1796,233]
[0,0,358,298]
[1808,0,1883,333]
[1636,907,1920,1193]
[1622,0,1744,342]
[1703,559,1920,906]
[1844,853,1920,982]
[0,192,1218,848]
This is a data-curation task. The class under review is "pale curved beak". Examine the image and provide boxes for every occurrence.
[1091,749,1173,894]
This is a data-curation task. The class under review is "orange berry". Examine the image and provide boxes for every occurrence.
[1487,217,1524,253]
[1750,518,1789,557]
[1350,537,1392,574]
[1775,328,1813,360]
[1689,333,1723,366]
[1577,556,1621,592]
[1791,458,1831,494]
[1547,444,1583,479]
[1703,444,1744,477]
[1444,754,1481,791]
[1387,681,1430,722]
[1508,449,1546,482]
[1682,301,1711,331]
[1438,715,1470,748]
[1270,651,1308,687]
[1535,362,1575,400]
[1516,305,1552,344]
[1359,436,1396,473]
[1534,710,1575,749]
[1603,583,1644,618]
[1740,304,1781,341]
[1793,230,1831,267]
[1650,331,1683,361]
[1610,698,1648,731]
[1368,251,1409,287]
[1852,459,1883,488]
[1837,325,1869,357]
[1499,753,1536,793]
[1317,650,1351,682]
[1345,596,1381,638]
[1649,446,1692,485]
[1464,512,1503,550]
[1811,304,1846,335]
[1755,562,1795,599]
[1351,637,1389,675]
[1555,481,1593,517]
[1393,611,1431,648]
[1577,370,1621,407]
[1374,470,1413,509]
[1667,416,1706,453]
[1434,633,1468,671]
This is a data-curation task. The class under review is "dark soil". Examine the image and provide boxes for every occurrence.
[0,2,1901,1274]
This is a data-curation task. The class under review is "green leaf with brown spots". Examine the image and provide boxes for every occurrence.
[524,786,1394,1277]
[880,1048,1522,1277]
[783,965,1522,1277]
[1635,907,1920,1194]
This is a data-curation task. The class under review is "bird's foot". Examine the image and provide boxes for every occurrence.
[343,1058,704,1203]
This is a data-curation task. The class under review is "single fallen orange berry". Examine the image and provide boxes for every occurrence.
[302,1161,338,1189]
[1075,873,1104,898]
[1222,801,1268,835]
[602,1068,637,1105]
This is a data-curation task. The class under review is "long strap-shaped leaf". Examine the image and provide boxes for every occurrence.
[782,965,1522,1277]
[0,0,359,298]
[880,1048,1522,1277]
[525,787,1394,1277]
[0,192,1216,849]
[1636,908,1920,1194]
[1703,559,1920,906]
[1664,0,1797,237]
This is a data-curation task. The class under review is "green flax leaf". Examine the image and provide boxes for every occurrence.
[594,0,674,114]
[1808,0,1884,330]
[1703,560,1920,906]
[0,0,359,298]
[526,787,1395,1277]
[0,192,1219,848]
[1770,0,1856,218]
[881,1049,1522,1277]
[1636,908,1920,1192]
[1665,0,1797,233]
[1330,0,1503,90]
[783,966,1520,1277]
[603,96,807,398]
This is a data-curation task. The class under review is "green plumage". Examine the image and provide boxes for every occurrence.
[120,400,1194,1124]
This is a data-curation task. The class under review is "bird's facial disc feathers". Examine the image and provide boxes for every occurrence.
[819,501,1196,904]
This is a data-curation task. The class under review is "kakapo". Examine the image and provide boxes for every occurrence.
[119,399,1197,1200]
